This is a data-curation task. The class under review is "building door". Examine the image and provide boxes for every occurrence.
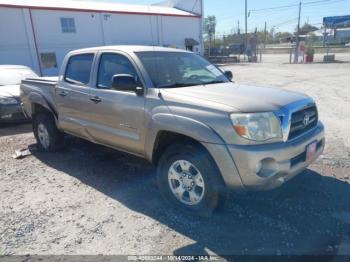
[40,52,59,76]
[185,38,199,53]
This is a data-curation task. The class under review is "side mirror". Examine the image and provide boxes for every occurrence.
[224,70,233,81]
[112,74,144,95]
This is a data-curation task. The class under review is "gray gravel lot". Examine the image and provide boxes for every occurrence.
[0,54,350,256]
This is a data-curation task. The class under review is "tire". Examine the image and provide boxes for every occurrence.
[33,113,64,152]
[157,143,227,216]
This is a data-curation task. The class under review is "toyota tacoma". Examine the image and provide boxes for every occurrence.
[21,46,325,213]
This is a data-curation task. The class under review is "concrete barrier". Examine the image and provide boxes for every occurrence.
[262,47,350,54]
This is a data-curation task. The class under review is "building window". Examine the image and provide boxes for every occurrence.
[60,17,76,33]
[40,53,57,69]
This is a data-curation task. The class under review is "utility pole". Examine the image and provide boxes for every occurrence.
[294,1,302,63]
[264,21,267,48]
[323,23,327,47]
[245,0,248,57]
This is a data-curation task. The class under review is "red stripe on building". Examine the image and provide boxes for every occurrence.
[0,4,202,18]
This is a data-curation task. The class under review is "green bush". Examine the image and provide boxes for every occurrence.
[306,45,315,56]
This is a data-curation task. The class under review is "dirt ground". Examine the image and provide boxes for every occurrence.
[1,54,350,257]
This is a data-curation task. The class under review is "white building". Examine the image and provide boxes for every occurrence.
[305,28,350,44]
[0,0,203,76]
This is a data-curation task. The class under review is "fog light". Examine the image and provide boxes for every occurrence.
[255,161,262,174]
[257,158,279,178]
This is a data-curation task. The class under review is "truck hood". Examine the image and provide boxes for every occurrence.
[161,83,309,112]
[0,85,20,98]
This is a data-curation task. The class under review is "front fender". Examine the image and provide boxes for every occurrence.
[144,113,244,189]
[145,113,225,161]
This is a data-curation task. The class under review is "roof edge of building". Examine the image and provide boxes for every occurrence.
[0,2,202,18]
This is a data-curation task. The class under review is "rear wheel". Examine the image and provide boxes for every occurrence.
[157,143,226,216]
[33,113,64,152]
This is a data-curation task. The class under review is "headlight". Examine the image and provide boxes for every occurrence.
[230,112,282,141]
[0,97,18,105]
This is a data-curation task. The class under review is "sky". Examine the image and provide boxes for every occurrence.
[104,0,350,33]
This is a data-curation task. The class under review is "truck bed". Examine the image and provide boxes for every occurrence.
[23,76,59,85]
[20,77,59,118]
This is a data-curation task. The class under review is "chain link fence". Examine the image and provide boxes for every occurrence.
[205,33,350,65]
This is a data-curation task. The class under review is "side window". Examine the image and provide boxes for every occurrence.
[97,53,139,89]
[64,54,94,85]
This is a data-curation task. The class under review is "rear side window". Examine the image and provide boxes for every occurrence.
[65,54,94,85]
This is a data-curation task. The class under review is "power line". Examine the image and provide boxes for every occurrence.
[216,0,350,35]
[250,4,298,13]
[303,0,348,6]
[301,8,350,17]
[219,0,350,23]
[274,18,299,28]
[249,0,350,14]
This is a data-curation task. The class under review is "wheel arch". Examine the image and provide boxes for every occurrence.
[146,114,244,189]
[28,92,58,119]
[146,113,225,164]
[151,131,205,165]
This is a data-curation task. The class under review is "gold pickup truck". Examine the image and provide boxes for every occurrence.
[21,46,325,214]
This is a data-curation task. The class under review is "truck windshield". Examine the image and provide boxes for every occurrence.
[136,51,230,88]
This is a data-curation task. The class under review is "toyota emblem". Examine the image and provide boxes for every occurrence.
[303,113,310,126]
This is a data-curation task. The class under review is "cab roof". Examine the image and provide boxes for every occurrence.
[68,45,191,54]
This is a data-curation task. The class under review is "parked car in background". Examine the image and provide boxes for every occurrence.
[0,65,38,123]
[21,46,325,214]
[228,43,245,55]
[345,42,350,47]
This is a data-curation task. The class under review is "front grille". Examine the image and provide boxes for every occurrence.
[288,105,318,140]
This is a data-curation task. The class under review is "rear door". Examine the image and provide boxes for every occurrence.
[56,53,95,138]
[86,51,146,155]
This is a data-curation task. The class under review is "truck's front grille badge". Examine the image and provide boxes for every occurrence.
[288,105,318,140]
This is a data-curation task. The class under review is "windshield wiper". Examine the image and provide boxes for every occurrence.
[202,80,226,85]
[157,82,203,89]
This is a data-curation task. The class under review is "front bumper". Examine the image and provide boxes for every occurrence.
[0,103,27,123]
[227,122,325,190]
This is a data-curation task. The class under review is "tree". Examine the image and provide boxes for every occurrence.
[275,32,293,43]
[204,16,217,55]
[307,32,321,45]
[297,23,319,35]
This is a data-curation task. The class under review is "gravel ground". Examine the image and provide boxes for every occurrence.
[1,54,350,257]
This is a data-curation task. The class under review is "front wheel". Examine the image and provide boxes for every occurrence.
[157,143,226,216]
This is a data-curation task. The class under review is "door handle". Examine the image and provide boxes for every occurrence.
[58,90,68,97]
[90,96,102,104]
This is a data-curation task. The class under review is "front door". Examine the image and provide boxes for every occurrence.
[87,52,146,155]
